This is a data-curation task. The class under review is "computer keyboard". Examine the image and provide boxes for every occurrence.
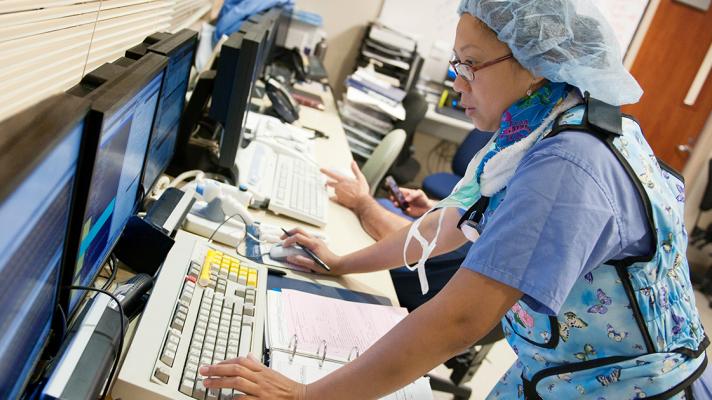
[239,140,328,227]
[269,155,327,227]
[114,232,267,400]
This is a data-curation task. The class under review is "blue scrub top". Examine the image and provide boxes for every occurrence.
[459,129,712,396]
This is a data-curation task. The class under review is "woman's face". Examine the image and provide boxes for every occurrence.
[452,14,542,132]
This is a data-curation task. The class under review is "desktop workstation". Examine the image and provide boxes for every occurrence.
[0,6,406,400]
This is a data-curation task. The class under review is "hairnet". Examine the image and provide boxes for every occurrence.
[457,0,642,105]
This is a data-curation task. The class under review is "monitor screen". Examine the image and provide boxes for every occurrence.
[210,27,265,169]
[140,30,197,194]
[69,67,164,313]
[0,96,88,399]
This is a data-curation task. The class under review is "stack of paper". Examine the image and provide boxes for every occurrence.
[266,289,433,399]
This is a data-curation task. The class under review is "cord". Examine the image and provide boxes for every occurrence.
[168,170,205,189]
[80,0,103,78]
[206,212,270,258]
[100,254,118,291]
[65,286,124,400]
[207,212,248,256]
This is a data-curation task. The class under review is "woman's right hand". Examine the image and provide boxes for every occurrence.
[281,228,345,275]
[393,188,433,218]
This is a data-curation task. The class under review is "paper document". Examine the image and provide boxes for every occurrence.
[271,351,433,399]
[267,289,408,362]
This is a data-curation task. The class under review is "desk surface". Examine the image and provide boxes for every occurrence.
[245,81,398,305]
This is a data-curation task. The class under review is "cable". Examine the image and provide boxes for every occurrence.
[56,304,68,337]
[100,254,119,291]
[65,286,124,400]
[206,212,269,259]
[80,0,103,78]
[168,169,205,189]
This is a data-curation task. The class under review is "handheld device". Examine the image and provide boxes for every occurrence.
[112,273,154,320]
[384,175,409,212]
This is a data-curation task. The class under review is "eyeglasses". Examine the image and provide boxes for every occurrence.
[449,53,514,81]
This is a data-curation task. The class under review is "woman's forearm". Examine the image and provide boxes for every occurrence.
[354,197,411,241]
[342,207,471,274]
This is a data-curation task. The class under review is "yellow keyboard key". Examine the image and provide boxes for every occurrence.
[199,252,214,287]
[247,269,258,287]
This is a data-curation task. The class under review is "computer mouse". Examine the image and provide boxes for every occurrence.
[269,244,309,261]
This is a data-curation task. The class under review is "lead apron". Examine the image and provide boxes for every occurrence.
[478,98,709,399]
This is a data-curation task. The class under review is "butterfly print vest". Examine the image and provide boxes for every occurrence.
[476,98,709,399]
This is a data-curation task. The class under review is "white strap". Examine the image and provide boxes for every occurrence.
[403,208,447,294]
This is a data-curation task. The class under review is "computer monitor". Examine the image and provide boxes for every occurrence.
[249,7,284,75]
[0,94,91,399]
[209,26,266,169]
[125,29,198,194]
[62,53,167,316]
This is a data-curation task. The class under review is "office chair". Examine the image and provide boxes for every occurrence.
[361,129,406,195]
[422,129,493,199]
[389,91,429,185]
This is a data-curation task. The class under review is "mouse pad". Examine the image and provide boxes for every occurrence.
[266,275,392,306]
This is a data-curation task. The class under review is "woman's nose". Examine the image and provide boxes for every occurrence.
[452,73,470,94]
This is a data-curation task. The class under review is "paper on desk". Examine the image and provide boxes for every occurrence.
[267,289,408,362]
[270,351,433,399]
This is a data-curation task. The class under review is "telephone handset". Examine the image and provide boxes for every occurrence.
[266,78,300,124]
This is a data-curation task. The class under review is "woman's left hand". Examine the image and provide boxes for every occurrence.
[200,354,306,399]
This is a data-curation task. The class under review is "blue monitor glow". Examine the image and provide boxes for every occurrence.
[0,94,90,399]
[65,53,166,315]
[126,29,198,194]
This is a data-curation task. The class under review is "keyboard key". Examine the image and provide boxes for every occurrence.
[180,378,195,396]
[244,304,255,317]
[153,365,170,384]
[193,379,207,399]
[206,388,220,400]
[247,270,258,288]
[238,320,253,357]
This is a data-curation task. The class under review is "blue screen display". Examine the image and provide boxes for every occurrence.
[142,43,195,193]
[0,122,83,399]
[70,72,164,313]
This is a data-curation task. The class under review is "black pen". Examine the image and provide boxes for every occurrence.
[281,228,331,272]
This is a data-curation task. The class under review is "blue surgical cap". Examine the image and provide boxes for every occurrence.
[457,0,643,105]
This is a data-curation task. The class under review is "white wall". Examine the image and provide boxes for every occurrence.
[294,0,384,97]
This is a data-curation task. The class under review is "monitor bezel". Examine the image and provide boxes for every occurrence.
[130,29,199,194]
[60,53,167,319]
[214,26,267,168]
[0,93,92,398]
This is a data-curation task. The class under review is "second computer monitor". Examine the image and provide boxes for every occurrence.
[126,29,198,194]
[0,94,91,399]
[209,26,266,169]
[63,53,167,315]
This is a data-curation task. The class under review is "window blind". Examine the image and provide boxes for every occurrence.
[0,0,212,121]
